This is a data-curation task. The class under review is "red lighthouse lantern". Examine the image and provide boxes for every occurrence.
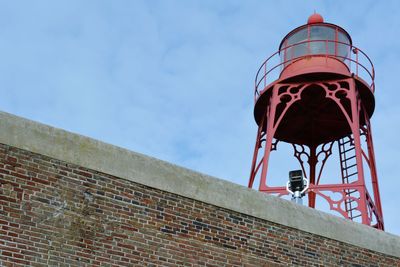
[248,13,384,229]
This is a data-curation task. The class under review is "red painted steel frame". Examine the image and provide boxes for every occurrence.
[249,79,384,229]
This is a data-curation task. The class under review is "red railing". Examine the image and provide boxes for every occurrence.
[255,39,375,102]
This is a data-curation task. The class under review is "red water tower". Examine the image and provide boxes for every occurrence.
[248,13,384,229]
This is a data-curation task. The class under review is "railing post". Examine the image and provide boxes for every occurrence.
[291,45,294,62]
[264,62,267,88]
[335,27,338,56]
[307,25,310,56]
[348,44,352,70]
[325,40,328,60]
[254,78,257,103]
[371,60,375,93]
[356,49,359,77]
[283,40,287,68]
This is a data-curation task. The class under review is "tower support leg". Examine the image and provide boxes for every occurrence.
[259,87,279,191]
[347,79,369,225]
[363,112,384,229]
[308,145,317,208]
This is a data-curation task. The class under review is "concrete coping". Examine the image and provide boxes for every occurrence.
[0,111,399,258]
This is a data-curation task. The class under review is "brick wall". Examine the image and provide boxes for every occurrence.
[1,144,399,266]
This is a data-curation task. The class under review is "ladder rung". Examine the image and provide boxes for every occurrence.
[345,172,358,178]
[343,163,357,170]
[340,139,353,145]
[345,190,357,195]
[341,154,353,163]
[342,147,355,153]
[345,199,357,204]
[342,175,348,180]
[347,207,358,212]
[345,155,356,161]
[346,200,357,205]
[350,214,362,219]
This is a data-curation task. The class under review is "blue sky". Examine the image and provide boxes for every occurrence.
[0,1,399,235]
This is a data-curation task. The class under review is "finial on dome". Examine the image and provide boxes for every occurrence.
[307,12,324,24]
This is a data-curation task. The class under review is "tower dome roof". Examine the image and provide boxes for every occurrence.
[307,12,324,24]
